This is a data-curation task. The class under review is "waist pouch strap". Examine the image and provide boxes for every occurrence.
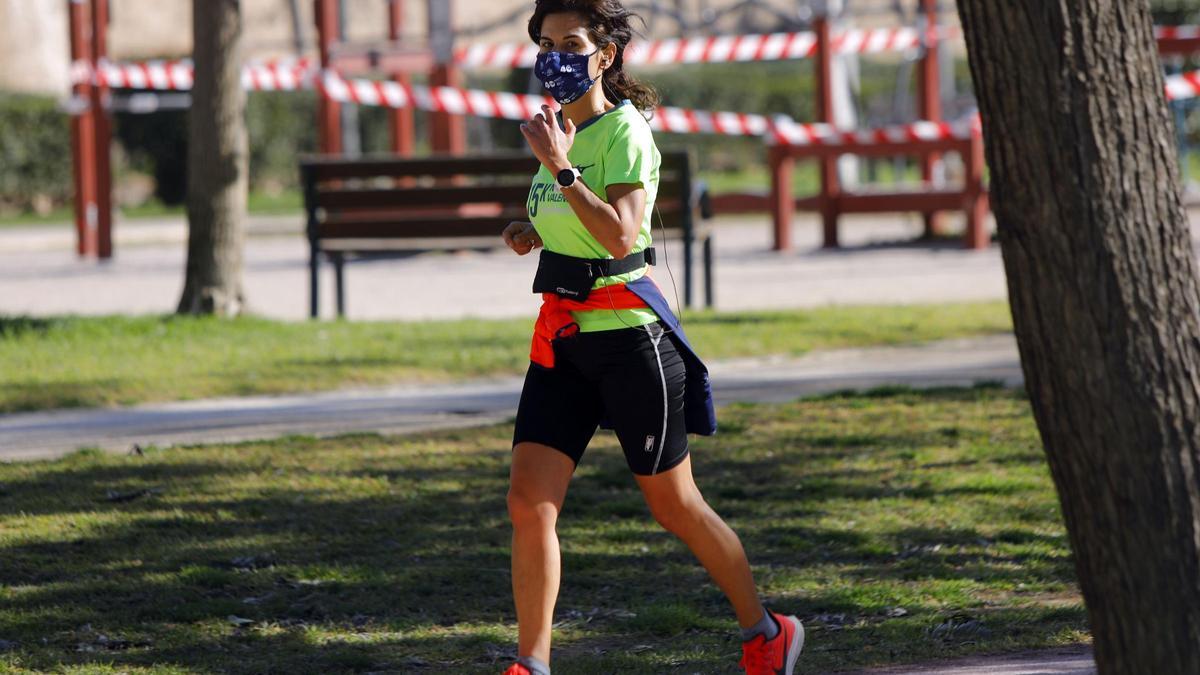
[532,248,657,300]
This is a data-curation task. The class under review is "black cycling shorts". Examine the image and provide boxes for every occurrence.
[513,322,689,476]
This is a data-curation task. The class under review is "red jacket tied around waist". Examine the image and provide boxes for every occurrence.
[530,283,651,368]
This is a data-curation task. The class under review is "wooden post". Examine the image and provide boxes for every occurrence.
[918,0,944,238]
[428,0,465,154]
[68,0,97,258]
[91,0,114,259]
[388,0,415,156]
[769,145,794,252]
[815,15,840,249]
[314,0,342,155]
[963,134,989,250]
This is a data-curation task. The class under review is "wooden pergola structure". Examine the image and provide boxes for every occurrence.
[63,0,1200,258]
[66,0,466,260]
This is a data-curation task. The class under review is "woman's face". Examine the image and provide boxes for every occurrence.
[537,11,614,73]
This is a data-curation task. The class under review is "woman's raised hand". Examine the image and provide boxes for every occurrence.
[520,104,575,172]
[502,221,543,256]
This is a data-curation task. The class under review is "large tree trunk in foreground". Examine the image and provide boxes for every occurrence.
[957,1,1200,672]
[178,0,247,315]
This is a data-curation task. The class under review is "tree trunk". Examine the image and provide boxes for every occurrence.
[178,0,247,316]
[955,1,1200,672]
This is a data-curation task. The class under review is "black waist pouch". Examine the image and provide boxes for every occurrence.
[533,248,656,301]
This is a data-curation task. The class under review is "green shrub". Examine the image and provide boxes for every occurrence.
[113,106,188,205]
[0,93,72,214]
[245,90,318,189]
[115,90,322,205]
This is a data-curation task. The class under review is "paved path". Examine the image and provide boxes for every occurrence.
[0,334,1021,461]
[0,213,1013,320]
[847,646,1095,674]
[7,212,1197,322]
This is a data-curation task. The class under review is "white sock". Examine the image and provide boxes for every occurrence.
[517,655,551,675]
[741,610,781,642]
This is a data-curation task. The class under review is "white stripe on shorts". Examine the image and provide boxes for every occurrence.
[648,325,669,475]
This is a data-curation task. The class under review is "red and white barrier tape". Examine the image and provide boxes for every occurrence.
[319,71,795,138]
[68,24,1200,89]
[767,116,980,147]
[458,24,1200,69]
[1166,70,1200,101]
[455,27,931,69]
[317,71,980,147]
[71,58,315,91]
[319,71,559,121]
[319,71,782,136]
[1156,25,1200,40]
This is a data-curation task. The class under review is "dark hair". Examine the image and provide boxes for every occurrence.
[527,0,660,113]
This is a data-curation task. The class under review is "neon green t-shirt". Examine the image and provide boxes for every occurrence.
[526,101,662,332]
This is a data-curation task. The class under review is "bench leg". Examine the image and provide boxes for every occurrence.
[964,135,989,250]
[769,147,794,251]
[923,211,944,239]
[964,194,990,250]
[683,236,695,309]
[821,154,841,249]
[822,208,839,249]
[334,253,347,318]
[309,247,320,319]
[703,235,714,308]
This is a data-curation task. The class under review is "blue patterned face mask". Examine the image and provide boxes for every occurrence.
[534,49,599,105]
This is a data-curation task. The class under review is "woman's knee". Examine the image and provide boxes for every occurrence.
[648,493,709,534]
[507,486,561,530]
[508,442,573,530]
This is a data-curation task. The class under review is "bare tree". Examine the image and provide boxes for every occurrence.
[955,1,1200,672]
[178,0,247,316]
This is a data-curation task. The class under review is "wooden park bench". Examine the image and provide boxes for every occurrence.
[300,151,715,318]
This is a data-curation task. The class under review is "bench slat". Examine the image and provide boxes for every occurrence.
[315,185,533,209]
[319,216,522,239]
[302,154,540,181]
[835,190,967,213]
[314,185,688,214]
[302,154,693,184]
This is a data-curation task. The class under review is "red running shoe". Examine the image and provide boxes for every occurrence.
[739,611,805,674]
[502,664,531,675]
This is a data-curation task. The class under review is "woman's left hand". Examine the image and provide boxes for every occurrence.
[520,104,576,172]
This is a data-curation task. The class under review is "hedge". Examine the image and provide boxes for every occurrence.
[0,94,72,214]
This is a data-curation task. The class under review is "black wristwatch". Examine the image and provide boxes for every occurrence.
[555,166,582,191]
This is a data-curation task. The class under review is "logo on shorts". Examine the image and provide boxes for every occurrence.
[644,435,656,452]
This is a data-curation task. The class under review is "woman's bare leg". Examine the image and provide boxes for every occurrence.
[508,442,576,665]
[635,455,766,627]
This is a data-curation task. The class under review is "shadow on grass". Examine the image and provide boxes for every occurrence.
[0,316,60,338]
[0,388,1082,673]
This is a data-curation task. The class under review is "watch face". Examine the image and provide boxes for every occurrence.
[557,168,576,187]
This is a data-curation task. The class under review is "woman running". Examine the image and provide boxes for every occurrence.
[500,2,804,673]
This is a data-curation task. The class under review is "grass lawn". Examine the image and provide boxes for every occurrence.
[0,303,1013,413]
[0,386,1085,673]
[0,192,303,228]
